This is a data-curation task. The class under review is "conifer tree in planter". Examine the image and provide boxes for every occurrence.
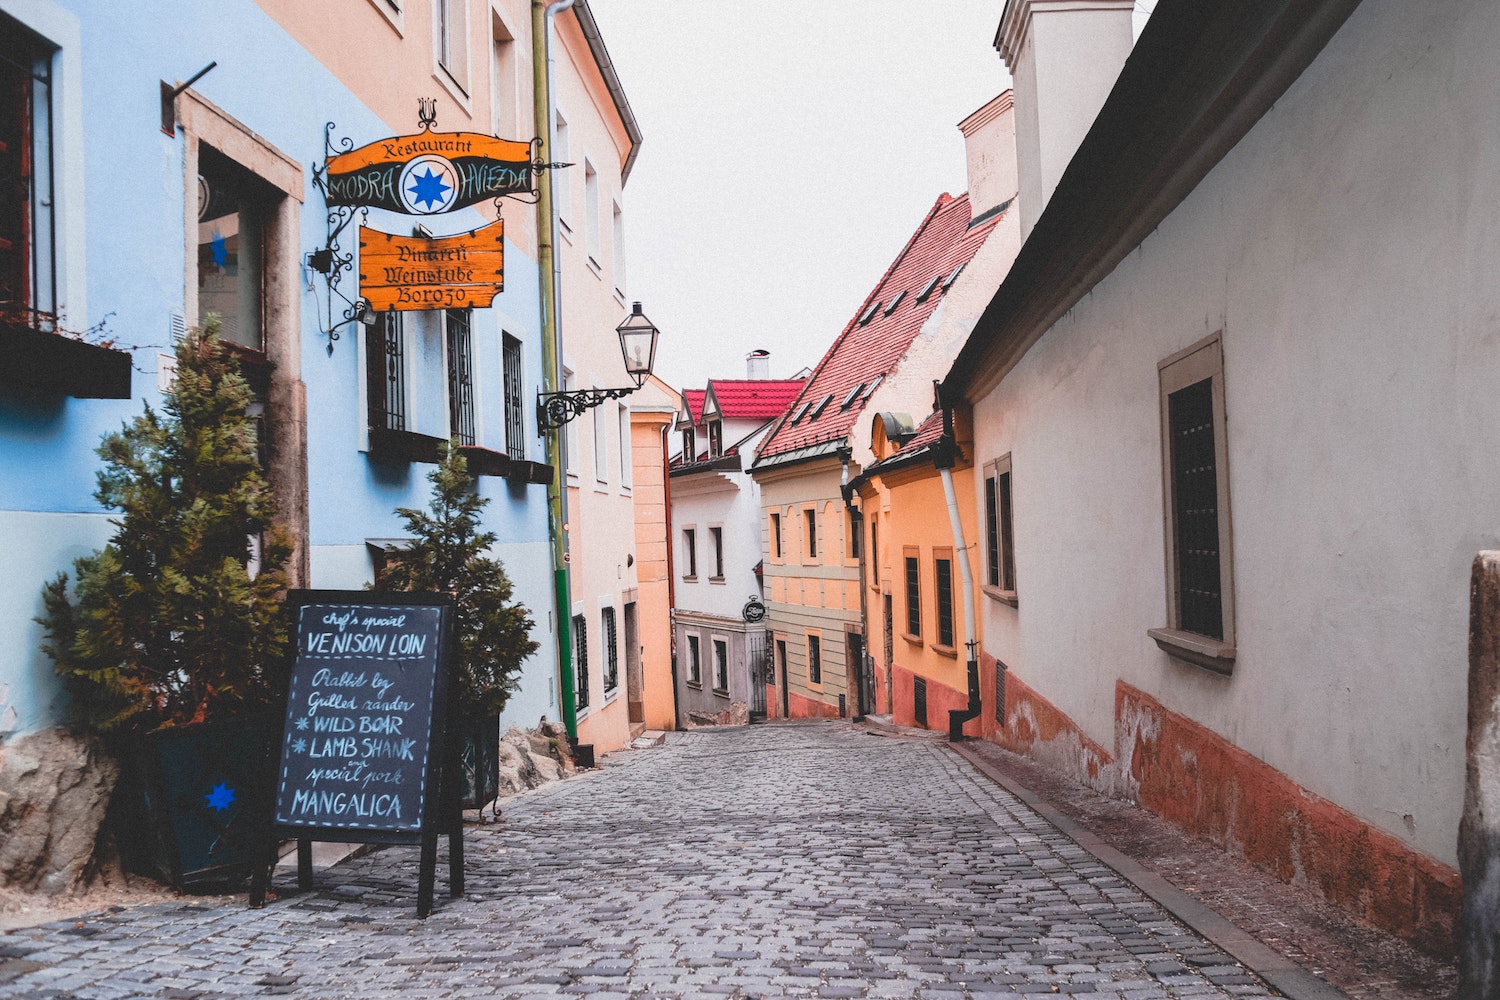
[379,443,540,806]
[39,319,292,888]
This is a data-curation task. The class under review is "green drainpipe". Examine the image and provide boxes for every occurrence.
[534,0,577,740]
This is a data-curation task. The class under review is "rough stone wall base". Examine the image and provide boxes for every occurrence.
[0,728,118,894]
[987,665,1459,957]
[787,690,843,720]
[890,664,981,737]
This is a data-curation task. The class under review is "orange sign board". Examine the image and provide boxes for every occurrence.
[327,133,533,214]
[358,221,504,312]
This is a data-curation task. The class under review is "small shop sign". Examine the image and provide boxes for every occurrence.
[324,131,534,215]
[358,221,504,311]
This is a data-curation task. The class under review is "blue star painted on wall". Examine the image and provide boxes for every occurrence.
[210,229,228,269]
[407,167,451,211]
[204,782,237,812]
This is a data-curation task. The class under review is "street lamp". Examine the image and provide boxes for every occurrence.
[537,301,660,429]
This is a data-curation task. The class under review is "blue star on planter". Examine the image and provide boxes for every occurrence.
[407,167,451,211]
[204,782,236,812]
[210,229,228,269]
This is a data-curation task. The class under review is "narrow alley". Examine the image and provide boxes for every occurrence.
[2,722,1290,1000]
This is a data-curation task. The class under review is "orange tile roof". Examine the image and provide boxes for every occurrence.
[756,192,1001,465]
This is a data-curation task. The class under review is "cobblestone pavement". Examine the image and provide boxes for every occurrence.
[1,721,1283,1000]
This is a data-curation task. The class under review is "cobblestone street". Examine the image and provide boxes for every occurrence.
[1,722,1285,1000]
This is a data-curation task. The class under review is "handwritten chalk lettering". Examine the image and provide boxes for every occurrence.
[363,697,416,712]
[289,788,403,819]
[322,611,357,632]
[360,769,404,789]
[312,716,354,733]
[362,737,417,760]
[370,673,395,699]
[306,761,369,786]
[361,614,407,628]
[309,736,360,758]
[393,633,427,657]
[312,669,369,688]
[307,692,357,716]
[359,715,404,735]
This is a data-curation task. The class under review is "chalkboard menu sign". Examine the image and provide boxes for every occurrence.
[252,591,462,917]
[274,600,446,831]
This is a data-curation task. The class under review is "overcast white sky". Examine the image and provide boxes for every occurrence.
[586,1,1015,391]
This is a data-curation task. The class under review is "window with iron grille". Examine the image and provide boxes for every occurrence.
[807,633,821,685]
[712,638,728,692]
[445,308,475,445]
[984,455,1017,597]
[573,614,589,710]
[366,312,406,432]
[905,552,921,637]
[1169,378,1221,639]
[602,606,618,693]
[935,555,954,648]
[0,17,55,322]
[1153,334,1235,671]
[501,332,524,457]
[686,634,701,685]
[913,676,928,728]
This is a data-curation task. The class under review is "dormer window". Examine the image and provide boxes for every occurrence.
[789,401,811,425]
[914,275,942,303]
[863,375,883,401]
[857,301,882,325]
[809,393,834,420]
[707,419,723,458]
[942,262,966,290]
[841,384,864,410]
[681,426,696,462]
[883,291,906,315]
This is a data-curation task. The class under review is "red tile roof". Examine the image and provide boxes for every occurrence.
[755,192,1001,465]
[707,379,806,421]
[682,389,706,425]
[899,410,947,454]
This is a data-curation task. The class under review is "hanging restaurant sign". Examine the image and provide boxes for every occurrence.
[325,132,534,215]
[359,221,504,312]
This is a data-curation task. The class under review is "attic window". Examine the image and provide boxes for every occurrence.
[857,301,882,325]
[809,393,834,419]
[942,262,966,290]
[789,401,811,425]
[914,275,942,302]
[841,384,864,410]
[863,375,883,400]
[883,291,906,315]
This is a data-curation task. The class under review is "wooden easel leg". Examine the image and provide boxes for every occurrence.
[297,838,313,890]
[417,830,437,918]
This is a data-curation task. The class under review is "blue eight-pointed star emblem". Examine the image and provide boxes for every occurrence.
[204,782,237,812]
[407,167,452,211]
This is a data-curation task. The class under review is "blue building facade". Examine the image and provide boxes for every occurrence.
[0,0,564,743]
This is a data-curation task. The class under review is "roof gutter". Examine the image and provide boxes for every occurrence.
[942,0,1363,403]
[572,0,645,183]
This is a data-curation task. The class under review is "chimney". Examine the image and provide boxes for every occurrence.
[996,0,1134,240]
[958,91,1018,222]
[746,349,770,380]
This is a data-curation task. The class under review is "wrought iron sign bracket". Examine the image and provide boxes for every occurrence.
[537,385,639,430]
[305,122,374,355]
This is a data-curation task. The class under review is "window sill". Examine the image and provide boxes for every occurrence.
[0,322,133,399]
[708,576,726,585]
[432,67,472,118]
[685,680,702,690]
[682,575,698,583]
[365,0,403,35]
[559,219,574,243]
[586,255,603,277]
[602,688,619,707]
[712,687,730,699]
[929,643,958,659]
[983,585,1019,608]
[1147,627,1236,674]
[902,631,923,646]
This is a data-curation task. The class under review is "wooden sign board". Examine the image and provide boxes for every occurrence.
[359,222,503,312]
[325,131,533,214]
[250,590,462,917]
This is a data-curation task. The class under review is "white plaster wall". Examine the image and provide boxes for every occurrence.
[0,511,114,734]
[971,0,1500,866]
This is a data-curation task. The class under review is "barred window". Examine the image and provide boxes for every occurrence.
[807,634,821,685]
[573,614,589,710]
[905,552,921,637]
[445,308,475,445]
[602,606,619,693]
[935,556,954,648]
[501,332,524,458]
